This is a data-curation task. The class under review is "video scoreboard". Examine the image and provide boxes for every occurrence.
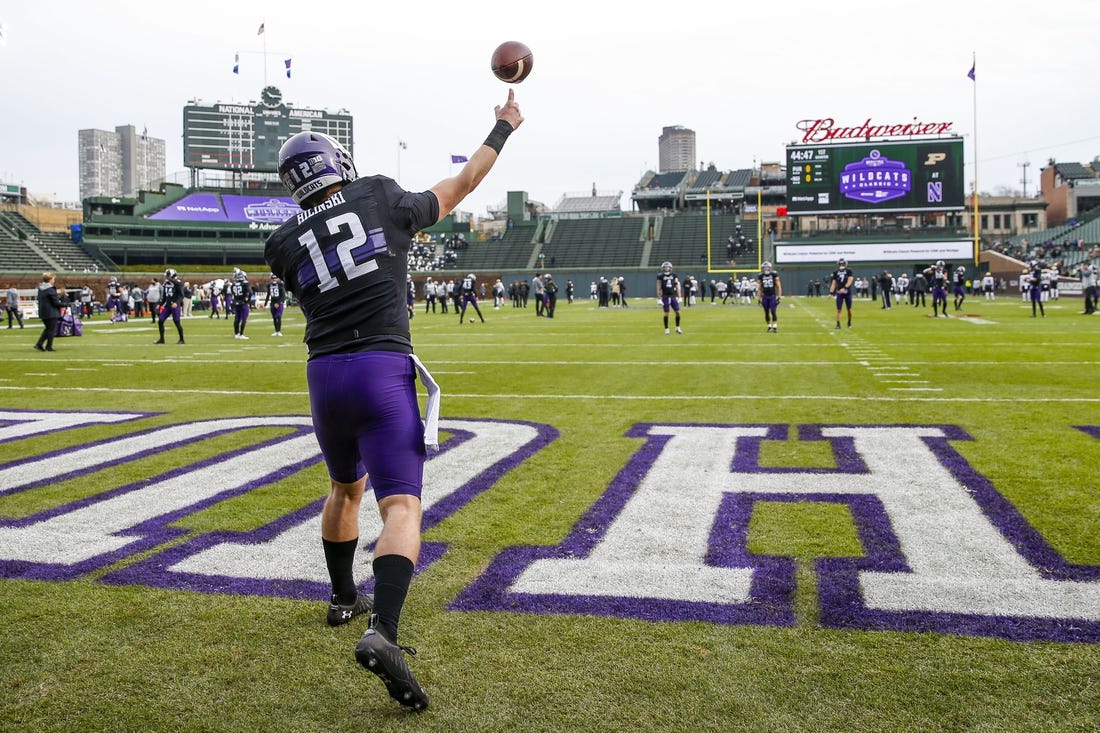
[785,138,964,215]
[183,86,353,173]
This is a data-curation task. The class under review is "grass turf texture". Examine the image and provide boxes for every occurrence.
[0,294,1097,732]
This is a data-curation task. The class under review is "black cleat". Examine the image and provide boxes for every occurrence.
[176,339,186,344]
[154,338,165,344]
[326,593,373,627]
[355,615,429,711]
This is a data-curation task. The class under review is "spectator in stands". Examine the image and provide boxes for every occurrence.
[34,272,62,351]
[5,284,24,329]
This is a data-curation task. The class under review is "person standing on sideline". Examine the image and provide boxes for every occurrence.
[154,269,186,344]
[828,258,855,329]
[756,261,782,332]
[264,89,523,712]
[657,261,683,334]
[34,272,62,351]
[265,273,287,336]
[146,277,162,324]
[532,272,545,316]
[878,270,893,310]
[5,283,24,329]
[1079,261,1097,314]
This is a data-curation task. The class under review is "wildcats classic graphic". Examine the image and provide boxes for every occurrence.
[0,411,1097,643]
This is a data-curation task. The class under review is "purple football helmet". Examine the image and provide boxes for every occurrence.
[278,132,357,206]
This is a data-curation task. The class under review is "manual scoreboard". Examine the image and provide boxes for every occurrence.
[183,86,353,173]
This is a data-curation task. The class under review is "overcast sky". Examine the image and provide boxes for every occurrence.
[2,1,1098,217]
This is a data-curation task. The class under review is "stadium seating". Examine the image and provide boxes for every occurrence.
[447,227,539,272]
[0,210,108,272]
[539,218,646,269]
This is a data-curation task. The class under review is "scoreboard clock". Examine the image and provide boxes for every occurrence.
[183,86,353,172]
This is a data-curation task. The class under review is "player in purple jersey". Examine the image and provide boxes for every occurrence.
[1027,261,1046,317]
[154,268,185,344]
[230,271,253,340]
[657,261,683,334]
[265,273,287,336]
[952,265,967,311]
[457,273,485,324]
[105,277,123,322]
[756,261,783,332]
[828,258,855,329]
[264,90,523,712]
[930,261,949,317]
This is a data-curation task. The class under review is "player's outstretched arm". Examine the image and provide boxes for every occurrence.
[431,90,524,221]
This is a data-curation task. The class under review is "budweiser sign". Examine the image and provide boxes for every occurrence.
[796,117,955,143]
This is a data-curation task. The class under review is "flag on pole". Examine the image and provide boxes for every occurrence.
[233,52,239,74]
[967,62,975,81]
[451,154,468,164]
[399,140,408,150]
[284,58,292,79]
[141,126,148,141]
[98,143,106,154]
[257,22,265,35]
[0,21,8,46]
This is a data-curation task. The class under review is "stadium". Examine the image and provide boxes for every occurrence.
[1,82,1098,732]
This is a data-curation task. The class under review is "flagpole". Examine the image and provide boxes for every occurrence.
[971,51,979,267]
[262,19,267,88]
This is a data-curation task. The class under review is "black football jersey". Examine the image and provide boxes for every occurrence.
[264,176,438,357]
[658,272,679,297]
[757,272,779,295]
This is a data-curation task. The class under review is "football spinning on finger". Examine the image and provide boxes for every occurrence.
[491,41,534,83]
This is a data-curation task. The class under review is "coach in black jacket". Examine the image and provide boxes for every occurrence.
[34,272,62,352]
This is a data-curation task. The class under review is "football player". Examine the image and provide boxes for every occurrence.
[1029,261,1045,317]
[264,89,523,712]
[154,269,185,344]
[657,261,682,334]
[757,261,782,332]
[952,265,967,311]
[105,276,123,322]
[265,273,287,336]
[930,261,949,317]
[231,270,253,340]
[457,273,485,324]
[828,258,855,329]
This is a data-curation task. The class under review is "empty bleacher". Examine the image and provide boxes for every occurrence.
[647,212,760,271]
[539,217,646,269]
[448,227,538,272]
[0,223,53,272]
[0,210,109,272]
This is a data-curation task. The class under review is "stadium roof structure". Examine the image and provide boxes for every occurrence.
[1051,161,1095,181]
[551,191,623,214]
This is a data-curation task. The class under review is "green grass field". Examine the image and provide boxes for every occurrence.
[1,291,1097,732]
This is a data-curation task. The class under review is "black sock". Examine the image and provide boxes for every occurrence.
[372,554,414,642]
[322,537,359,603]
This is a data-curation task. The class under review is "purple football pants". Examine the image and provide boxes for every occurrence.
[306,351,425,499]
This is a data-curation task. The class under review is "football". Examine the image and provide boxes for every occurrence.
[491,41,534,84]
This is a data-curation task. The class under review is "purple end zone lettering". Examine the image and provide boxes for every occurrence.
[454,423,1100,643]
[100,419,557,600]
